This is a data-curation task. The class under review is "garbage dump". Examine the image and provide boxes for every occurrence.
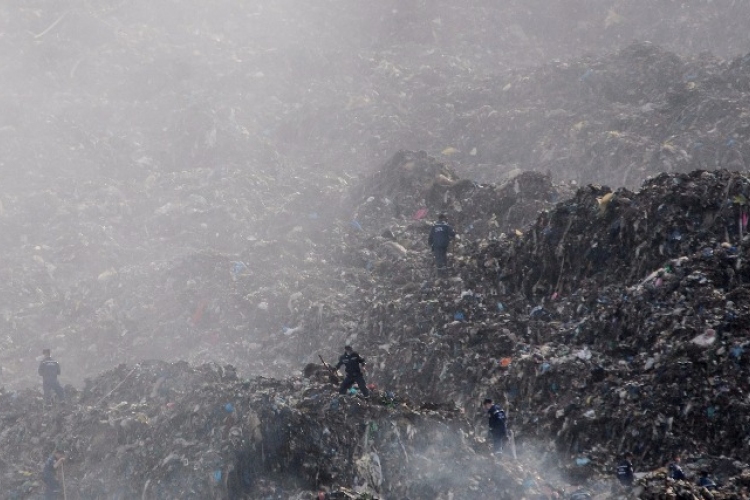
[338,166,750,498]
[4,2,750,499]
[5,148,750,498]
[1,360,576,499]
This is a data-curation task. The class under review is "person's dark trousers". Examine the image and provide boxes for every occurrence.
[339,373,369,397]
[433,246,448,270]
[618,477,633,488]
[43,380,65,402]
[45,480,62,500]
[491,429,506,454]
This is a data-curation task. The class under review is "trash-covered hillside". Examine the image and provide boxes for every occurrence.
[2,360,607,500]
[5,157,750,498]
[3,0,750,194]
[1,361,499,499]
[328,162,750,489]
[4,0,750,499]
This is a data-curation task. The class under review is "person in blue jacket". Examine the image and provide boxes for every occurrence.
[698,471,717,490]
[42,450,65,499]
[668,455,687,481]
[334,345,369,398]
[483,398,508,454]
[428,213,456,273]
[616,452,635,486]
[38,349,64,403]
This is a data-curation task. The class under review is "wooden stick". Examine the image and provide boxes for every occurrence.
[505,392,517,460]
[61,459,67,500]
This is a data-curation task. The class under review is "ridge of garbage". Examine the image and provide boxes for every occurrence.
[4,2,750,498]
[4,151,750,498]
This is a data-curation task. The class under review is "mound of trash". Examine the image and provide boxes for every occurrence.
[320,166,750,495]
[4,0,750,200]
[505,169,750,296]
[5,158,750,499]
[1,361,573,500]
[349,149,563,237]
[5,2,750,497]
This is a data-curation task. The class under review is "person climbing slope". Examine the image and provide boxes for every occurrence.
[334,345,369,398]
[428,212,456,274]
[38,349,65,404]
[483,398,508,455]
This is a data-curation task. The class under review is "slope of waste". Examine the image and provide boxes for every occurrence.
[5,156,750,498]
[0,151,564,389]
[4,1,750,200]
[425,42,750,188]
[5,2,750,497]
[331,166,750,497]
[1,360,578,500]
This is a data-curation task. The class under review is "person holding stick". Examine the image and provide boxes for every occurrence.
[42,450,65,499]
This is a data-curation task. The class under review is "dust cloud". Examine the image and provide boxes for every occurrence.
[1,0,747,387]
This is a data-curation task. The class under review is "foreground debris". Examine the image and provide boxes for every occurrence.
[0,361,570,499]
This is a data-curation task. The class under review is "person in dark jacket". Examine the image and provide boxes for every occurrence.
[334,345,369,398]
[483,398,508,454]
[668,455,687,481]
[616,452,635,486]
[568,489,591,500]
[427,213,456,273]
[38,349,64,403]
[42,450,65,499]
[698,471,717,490]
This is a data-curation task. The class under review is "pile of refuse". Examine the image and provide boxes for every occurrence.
[6,2,750,498]
[5,141,750,497]
[0,360,581,499]
[5,1,750,201]
[349,149,563,235]
[312,162,750,492]
[338,166,750,493]
[504,169,750,295]
[7,147,750,497]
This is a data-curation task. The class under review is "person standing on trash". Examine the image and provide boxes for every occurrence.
[616,452,635,487]
[668,455,687,481]
[42,450,65,500]
[38,349,65,404]
[334,345,369,398]
[427,212,456,274]
[698,471,717,490]
[568,488,592,500]
[483,398,508,455]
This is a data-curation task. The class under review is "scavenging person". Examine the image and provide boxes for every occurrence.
[616,452,635,487]
[42,450,65,500]
[334,345,369,398]
[698,471,717,490]
[427,212,456,273]
[483,398,508,455]
[38,349,65,404]
[668,454,687,481]
[568,488,592,500]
